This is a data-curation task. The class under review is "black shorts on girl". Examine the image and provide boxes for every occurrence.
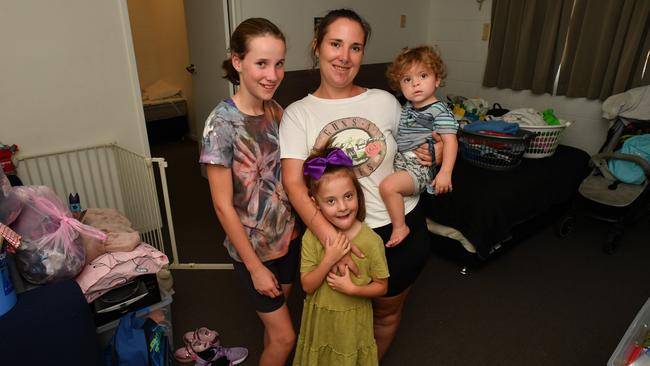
[232,236,301,313]
[372,200,430,297]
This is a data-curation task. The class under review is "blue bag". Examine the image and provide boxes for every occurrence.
[104,311,149,366]
[103,311,172,366]
[608,134,650,184]
[144,318,172,366]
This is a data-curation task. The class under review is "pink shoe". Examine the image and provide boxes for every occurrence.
[183,327,220,347]
[173,344,198,364]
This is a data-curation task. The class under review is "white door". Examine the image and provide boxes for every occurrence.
[183,0,232,139]
[180,0,235,269]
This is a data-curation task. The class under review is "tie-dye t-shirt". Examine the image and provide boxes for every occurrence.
[199,99,295,263]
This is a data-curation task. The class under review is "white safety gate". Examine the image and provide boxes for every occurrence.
[16,143,230,270]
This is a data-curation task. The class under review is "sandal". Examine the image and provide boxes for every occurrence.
[183,327,220,347]
[173,344,198,363]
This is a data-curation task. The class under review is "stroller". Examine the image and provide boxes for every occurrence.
[556,116,650,253]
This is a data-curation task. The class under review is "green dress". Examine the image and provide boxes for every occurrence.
[293,224,389,366]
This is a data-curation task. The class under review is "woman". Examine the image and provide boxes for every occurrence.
[279,8,441,359]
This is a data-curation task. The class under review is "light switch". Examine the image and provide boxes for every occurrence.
[400,15,406,28]
[482,23,490,41]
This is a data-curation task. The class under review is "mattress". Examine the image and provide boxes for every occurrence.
[143,96,187,122]
[422,144,591,259]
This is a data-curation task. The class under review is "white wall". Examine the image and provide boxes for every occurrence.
[428,0,608,155]
[0,0,150,158]
[235,0,432,71]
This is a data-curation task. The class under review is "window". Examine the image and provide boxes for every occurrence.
[483,0,650,100]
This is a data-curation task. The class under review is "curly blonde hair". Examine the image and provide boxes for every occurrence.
[386,45,447,91]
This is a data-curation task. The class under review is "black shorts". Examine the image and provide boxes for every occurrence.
[232,236,301,313]
[373,200,431,297]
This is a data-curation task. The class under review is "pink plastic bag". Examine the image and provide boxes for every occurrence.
[11,186,106,284]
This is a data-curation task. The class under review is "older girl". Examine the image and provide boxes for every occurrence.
[199,18,296,366]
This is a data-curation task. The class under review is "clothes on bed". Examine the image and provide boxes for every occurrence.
[293,224,388,366]
[602,85,650,120]
[279,88,415,228]
[199,98,295,263]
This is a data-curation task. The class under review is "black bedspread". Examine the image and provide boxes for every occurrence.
[421,145,591,258]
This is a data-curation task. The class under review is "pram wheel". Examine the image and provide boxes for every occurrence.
[554,215,575,238]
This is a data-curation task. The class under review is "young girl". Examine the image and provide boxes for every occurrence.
[380,45,459,246]
[293,147,389,366]
[198,18,297,366]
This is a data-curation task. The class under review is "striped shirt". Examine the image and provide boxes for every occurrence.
[395,101,458,152]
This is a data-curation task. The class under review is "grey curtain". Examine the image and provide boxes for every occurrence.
[484,0,650,100]
[557,0,650,100]
[483,0,573,94]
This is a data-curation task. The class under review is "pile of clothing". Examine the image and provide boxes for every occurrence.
[0,169,168,295]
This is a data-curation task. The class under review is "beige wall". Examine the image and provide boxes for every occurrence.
[237,0,607,154]
[0,0,608,161]
[127,0,192,102]
[0,0,149,157]
[428,0,608,155]
[236,0,432,71]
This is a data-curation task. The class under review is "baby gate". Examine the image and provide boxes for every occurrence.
[16,143,231,270]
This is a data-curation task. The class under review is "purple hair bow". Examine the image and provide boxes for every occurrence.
[303,148,353,180]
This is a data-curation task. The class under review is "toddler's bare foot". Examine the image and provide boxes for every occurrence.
[386,225,410,247]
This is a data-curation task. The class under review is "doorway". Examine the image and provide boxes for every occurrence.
[126,0,234,268]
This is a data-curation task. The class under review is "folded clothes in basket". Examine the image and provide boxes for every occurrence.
[463,120,520,135]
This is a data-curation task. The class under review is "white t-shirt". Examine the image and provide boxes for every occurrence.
[279,88,419,228]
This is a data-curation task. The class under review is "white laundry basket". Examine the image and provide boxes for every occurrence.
[521,121,572,158]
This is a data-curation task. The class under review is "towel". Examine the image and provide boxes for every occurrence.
[463,120,520,135]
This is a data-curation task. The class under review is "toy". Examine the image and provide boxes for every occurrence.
[68,193,81,219]
[542,108,561,125]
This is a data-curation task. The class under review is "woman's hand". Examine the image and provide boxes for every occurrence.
[413,131,443,166]
[250,265,281,298]
[326,265,356,295]
[323,232,351,267]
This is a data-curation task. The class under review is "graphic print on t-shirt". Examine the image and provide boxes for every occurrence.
[313,117,386,178]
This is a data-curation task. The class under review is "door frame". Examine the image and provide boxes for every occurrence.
[120,0,240,270]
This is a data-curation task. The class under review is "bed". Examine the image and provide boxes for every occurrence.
[142,96,187,122]
[421,144,591,271]
[142,96,189,143]
[275,63,592,271]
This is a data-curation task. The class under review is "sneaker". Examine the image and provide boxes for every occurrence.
[222,346,248,365]
[195,345,249,366]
